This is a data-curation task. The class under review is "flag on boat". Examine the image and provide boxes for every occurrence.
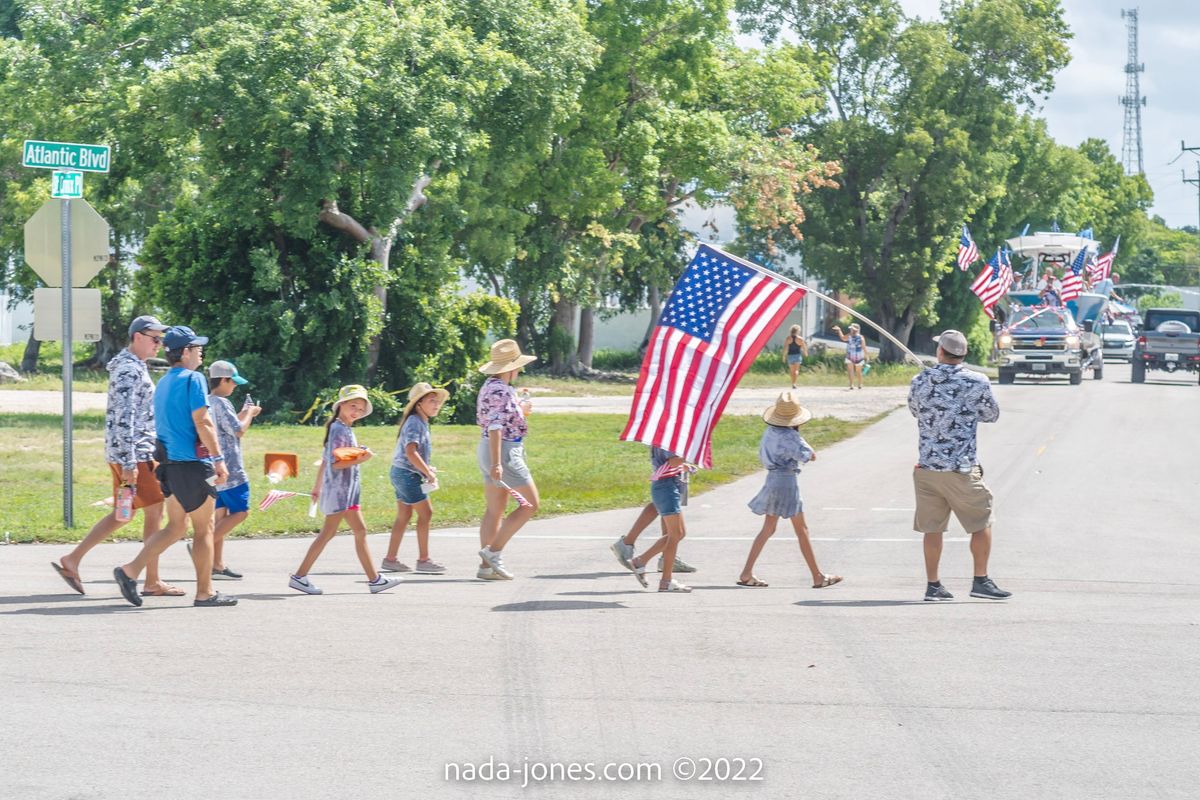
[620,244,804,468]
[957,225,980,271]
[970,248,1013,317]
[1060,271,1083,302]
[1088,236,1119,282]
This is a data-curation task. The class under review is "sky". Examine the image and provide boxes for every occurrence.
[900,0,1200,230]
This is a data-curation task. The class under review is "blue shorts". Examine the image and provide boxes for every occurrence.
[787,353,803,365]
[650,477,683,517]
[214,482,250,514]
[390,466,429,506]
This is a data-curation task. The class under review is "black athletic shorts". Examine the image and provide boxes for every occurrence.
[160,461,217,513]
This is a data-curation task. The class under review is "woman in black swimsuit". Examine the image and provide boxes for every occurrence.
[782,324,808,389]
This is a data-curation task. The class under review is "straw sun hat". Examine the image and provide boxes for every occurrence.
[762,391,813,427]
[479,339,537,375]
[332,384,373,417]
[403,382,450,418]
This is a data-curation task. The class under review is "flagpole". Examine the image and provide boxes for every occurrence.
[702,244,928,368]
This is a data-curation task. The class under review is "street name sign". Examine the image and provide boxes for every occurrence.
[24,198,110,287]
[22,139,111,173]
[51,170,84,199]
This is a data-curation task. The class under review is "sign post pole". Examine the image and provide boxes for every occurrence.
[61,197,74,528]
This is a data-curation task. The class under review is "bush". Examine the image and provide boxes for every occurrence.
[590,349,643,371]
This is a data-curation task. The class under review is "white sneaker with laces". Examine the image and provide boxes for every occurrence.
[368,575,402,594]
[289,574,323,595]
[611,538,635,571]
[657,555,698,573]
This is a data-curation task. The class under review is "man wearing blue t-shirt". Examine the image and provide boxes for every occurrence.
[114,326,238,608]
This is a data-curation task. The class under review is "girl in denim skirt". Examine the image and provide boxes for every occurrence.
[382,382,450,575]
[737,391,842,590]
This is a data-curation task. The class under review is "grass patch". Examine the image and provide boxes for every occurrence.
[0,340,111,392]
[1,413,875,544]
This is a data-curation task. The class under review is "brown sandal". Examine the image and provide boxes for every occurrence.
[812,574,843,589]
[736,577,769,588]
[52,562,85,595]
[141,584,186,597]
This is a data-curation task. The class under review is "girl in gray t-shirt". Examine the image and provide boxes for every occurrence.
[288,385,401,596]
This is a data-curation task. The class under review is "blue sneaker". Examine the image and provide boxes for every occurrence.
[970,577,1012,600]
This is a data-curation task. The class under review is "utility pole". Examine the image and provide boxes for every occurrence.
[1184,144,1200,232]
[1120,9,1146,176]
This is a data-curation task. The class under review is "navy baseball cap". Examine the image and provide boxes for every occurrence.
[163,326,209,350]
[128,315,168,337]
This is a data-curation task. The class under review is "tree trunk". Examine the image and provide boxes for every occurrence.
[20,329,41,373]
[877,303,916,362]
[549,296,577,374]
[364,237,392,378]
[91,247,124,368]
[639,284,662,354]
[577,306,595,369]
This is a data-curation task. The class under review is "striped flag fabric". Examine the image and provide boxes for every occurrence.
[1060,271,1083,302]
[957,225,980,271]
[620,244,804,468]
[969,248,1013,317]
[649,460,697,482]
[1088,236,1119,281]
[258,489,307,511]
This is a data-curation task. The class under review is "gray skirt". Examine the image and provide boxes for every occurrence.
[747,470,804,518]
[477,438,533,488]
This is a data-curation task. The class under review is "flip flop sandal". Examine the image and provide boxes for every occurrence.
[737,578,769,587]
[813,574,844,589]
[51,562,85,595]
[141,585,186,597]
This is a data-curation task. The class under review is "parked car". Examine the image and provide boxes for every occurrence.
[1096,321,1136,361]
[1132,309,1200,383]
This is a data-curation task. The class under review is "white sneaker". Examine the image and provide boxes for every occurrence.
[658,579,693,593]
[476,566,505,581]
[478,547,514,580]
[289,574,322,595]
[610,538,634,571]
[657,555,698,573]
[368,575,402,594]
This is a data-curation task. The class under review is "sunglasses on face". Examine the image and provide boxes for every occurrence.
[138,332,163,345]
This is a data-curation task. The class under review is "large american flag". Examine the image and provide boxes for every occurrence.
[1088,236,1119,282]
[620,245,804,468]
[957,225,980,271]
[970,248,1013,317]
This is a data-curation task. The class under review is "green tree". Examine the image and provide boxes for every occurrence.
[738,0,1072,359]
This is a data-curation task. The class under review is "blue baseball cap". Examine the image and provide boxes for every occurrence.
[208,360,248,385]
[163,325,209,350]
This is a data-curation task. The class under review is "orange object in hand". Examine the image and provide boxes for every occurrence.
[332,446,369,462]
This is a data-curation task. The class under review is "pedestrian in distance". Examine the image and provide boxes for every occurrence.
[204,360,261,580]
[288,385,402,595]
[627,446,693,593]
[783,323,808,390]
[112,326,238,607]
[832,322,868,389]
[907,330,1011,602]
[737,392,842,590]
[476,339,540,581]
[53,315,176,596]
[382,382,450,575]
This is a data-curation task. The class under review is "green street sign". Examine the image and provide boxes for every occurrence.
[22,139,111,173]
[51,170,84,199]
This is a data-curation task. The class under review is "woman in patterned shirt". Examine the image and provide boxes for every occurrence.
[832,322,869,390]
[475,339,539,580]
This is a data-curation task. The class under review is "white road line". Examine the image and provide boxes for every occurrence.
[421,532,966,543]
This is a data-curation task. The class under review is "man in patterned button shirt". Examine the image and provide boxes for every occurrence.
[907,330,1011,602]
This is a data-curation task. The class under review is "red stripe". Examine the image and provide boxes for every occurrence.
[630,328,676,443]
[621,327,669,442]
[662,337,713,455]
[651,329,693,446]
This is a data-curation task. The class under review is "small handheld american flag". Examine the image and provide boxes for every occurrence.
[258,489,311,512]
[495,481,534,508]
[649,460,697,482]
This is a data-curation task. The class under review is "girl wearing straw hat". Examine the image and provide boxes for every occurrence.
[782,323,808,390]
[288,385,402,595]
[382,382,450,575]
[832,322,868,390]
[476,340,539,580]
[737,391,842,589]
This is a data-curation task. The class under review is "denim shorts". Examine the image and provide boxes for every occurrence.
[650,476,683,517]
[787,353,803,365]
[214,481,251,514]
[390,465,428,505]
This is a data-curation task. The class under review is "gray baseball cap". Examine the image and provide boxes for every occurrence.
[208,360,248,385]
[933,329,969,357]
[128,315,168,337]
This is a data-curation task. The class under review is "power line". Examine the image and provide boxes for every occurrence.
[1120,8,1146,176]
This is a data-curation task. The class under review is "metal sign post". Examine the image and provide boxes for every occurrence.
[61,197,74,528]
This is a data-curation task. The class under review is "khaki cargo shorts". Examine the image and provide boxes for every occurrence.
[912,466,994,534]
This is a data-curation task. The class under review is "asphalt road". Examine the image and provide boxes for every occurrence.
[2,361,1197,800]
